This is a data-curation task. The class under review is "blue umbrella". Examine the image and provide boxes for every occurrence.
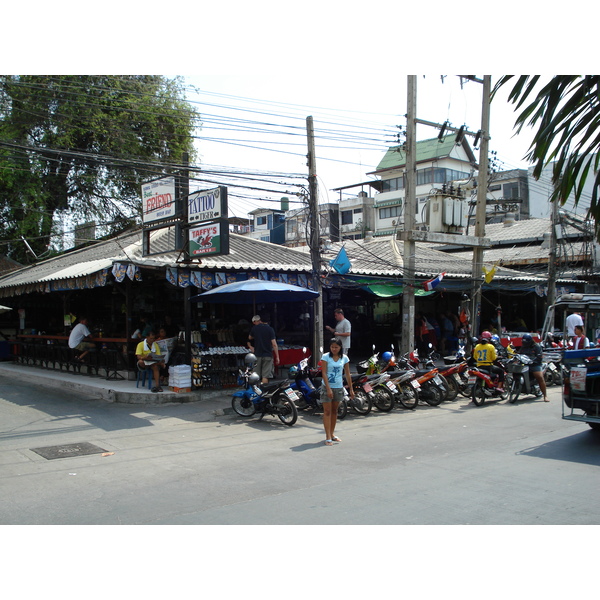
[190,279,319,310]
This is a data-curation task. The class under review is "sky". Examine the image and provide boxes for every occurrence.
[179,74,537,218]
[6,2,599,222]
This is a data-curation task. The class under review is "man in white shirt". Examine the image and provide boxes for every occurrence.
[566,311,584,339]
[326,308,351,356]
[68,316,95,362]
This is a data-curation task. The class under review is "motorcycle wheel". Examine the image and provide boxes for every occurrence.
[544,370,554,387]
[552,370,562,386]
[444,375,459,401]
[457,372,472,397]
[508,378,521,404]
[471,379,486,406]
[337,400,348,420]
[351,389,372,415]
[423,383,443,406]
[372,384,395,412]
[275,394,298,426]
[397,384,418,410]
[232,395,257,417]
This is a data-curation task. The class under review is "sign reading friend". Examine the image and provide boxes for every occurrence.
[188,186,228,224]
[141,177,176,224]
[188,219,229,257]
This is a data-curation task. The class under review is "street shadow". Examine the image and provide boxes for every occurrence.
[290,441,327,452]
[517,429,600,466]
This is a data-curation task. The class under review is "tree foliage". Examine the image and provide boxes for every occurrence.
[0,75,199,262]
[493,75,600,240]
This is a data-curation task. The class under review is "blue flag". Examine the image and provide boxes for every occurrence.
[330,246,351,274]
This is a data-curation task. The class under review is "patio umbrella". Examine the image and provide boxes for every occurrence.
[191,279,319,312]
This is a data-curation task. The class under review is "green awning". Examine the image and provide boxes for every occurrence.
[362,284,435,298]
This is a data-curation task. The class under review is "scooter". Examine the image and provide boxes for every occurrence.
[505,353,543,403]
[231,354,300,426]
[355,347,398,412]
[289,358,348,419]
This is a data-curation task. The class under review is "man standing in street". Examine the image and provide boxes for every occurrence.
[326,308,351,357]
[248,315,280,384]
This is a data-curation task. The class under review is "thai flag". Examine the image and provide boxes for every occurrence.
[423,271,446,291]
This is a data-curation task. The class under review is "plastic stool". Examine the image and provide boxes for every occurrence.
[136,366,153,389]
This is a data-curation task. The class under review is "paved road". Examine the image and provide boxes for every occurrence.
[1,373,599,525]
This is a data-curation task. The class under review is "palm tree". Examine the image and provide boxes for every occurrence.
[494,76,600,239]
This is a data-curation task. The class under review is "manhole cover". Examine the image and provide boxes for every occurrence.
[30,442,108,460]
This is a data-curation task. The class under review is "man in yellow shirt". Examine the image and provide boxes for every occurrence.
[135,331,165,392]
[473,331,504,389]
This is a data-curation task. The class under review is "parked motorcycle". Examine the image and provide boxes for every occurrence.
[289,358,348,419]
[231,354,299,426]
[387,367,420,409]
[396,353,447,406]
[355,348,398,411]
[505,353,543,403]
[542,349,564,387]
[363,346,419,410]
[442,347,473,398]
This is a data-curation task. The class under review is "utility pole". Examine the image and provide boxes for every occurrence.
[181,151,192,365]
[401,76,417,356]
[306,116,323,365]
[470,75,491,336]
[547,188,559,308]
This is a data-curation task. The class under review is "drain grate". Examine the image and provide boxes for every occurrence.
[30,442,108,460]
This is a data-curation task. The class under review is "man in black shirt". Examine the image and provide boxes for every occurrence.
[247,315,280,384]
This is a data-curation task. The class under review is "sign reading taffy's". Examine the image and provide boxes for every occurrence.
[188,186,228,224]
[188,219,230,257]
[141,177,176,224]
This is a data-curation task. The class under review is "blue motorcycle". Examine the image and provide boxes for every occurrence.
[231,354,299,426]
[289,357,348,419]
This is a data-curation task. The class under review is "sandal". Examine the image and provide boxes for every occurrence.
[331,436,341,443]
[325,439,333,446]
[543,397,549,402]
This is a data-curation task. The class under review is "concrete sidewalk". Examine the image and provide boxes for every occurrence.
[0,361,228,408]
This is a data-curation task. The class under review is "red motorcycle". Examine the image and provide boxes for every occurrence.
[438,360,470,400]
[469,362,508,406]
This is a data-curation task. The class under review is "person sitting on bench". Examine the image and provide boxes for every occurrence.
[68,316,95,362]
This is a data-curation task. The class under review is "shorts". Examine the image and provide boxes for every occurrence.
[75,341,95,351]
[320,387,345,403]
[255,356,274,379]
[530,364,542,373]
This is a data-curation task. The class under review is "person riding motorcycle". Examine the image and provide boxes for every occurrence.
[473,331,505,390]
[519,333,548,402]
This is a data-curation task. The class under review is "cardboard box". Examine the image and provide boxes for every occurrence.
[170,386,192,393]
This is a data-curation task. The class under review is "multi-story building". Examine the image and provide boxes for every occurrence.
[331,133,477,240]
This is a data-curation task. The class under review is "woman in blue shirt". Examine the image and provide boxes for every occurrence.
[320,337,354,446]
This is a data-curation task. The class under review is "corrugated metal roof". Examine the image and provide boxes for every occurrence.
[0,227,314,293]
[323,236,548,282]
[374,134,477,173]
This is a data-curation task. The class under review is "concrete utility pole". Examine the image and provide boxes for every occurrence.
[401,76,417,356]
[470,75,491,336]
[546,186,560,308]
[306,116,324,365]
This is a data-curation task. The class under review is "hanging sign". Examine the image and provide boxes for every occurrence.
[188,186,228,224]
[141,177,176,224]
[188,219,230,257]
